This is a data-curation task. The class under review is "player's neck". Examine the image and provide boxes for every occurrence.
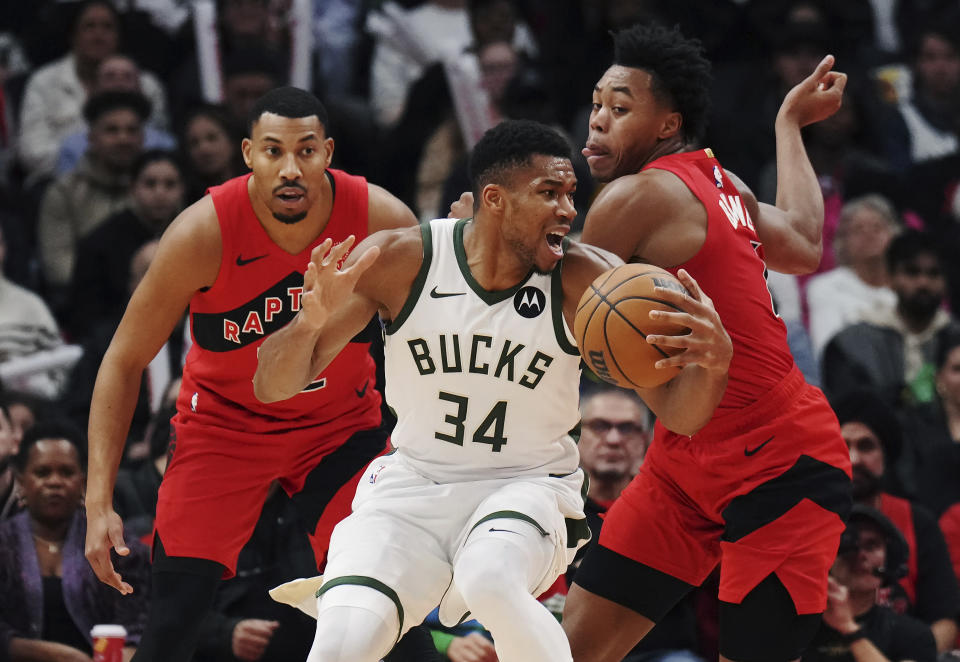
[640,137,686,170]
[462,217,532,291]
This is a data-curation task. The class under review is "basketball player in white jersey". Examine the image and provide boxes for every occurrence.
[253,119,732,662]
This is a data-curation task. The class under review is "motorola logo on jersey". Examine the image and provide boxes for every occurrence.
[513,286,546,318]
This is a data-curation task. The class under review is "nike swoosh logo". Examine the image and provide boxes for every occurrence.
[236,254,268,266]
[488,528,521,535]
[430,286,465,299]
[355,381,369,398]
[744,436,775,456]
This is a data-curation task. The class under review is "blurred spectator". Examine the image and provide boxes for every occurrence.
[801,505,937,662]
[900,329,960,516]
[17,0,168,186]
[823,230,960,408]
[66,150,185,341]
[37,90,149,304]
[114,378,179,540]
[193,483,319,662]
[180,104,246,204]
[941,503,960,607]
[0,421,150,661]
[62,239,185,461]
[313,0,365,97]
[0,224,66,397]
[0,404,20,520]
[833,390,960,652]
[806,195,900,357]
[220,48,284,132]
[571,385,703,662]
[879,24,960,171]
[56,54,176,176]
[0,390,47,447]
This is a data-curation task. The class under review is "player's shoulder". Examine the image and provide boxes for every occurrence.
[154,195,222,283]
[367,182,418,232]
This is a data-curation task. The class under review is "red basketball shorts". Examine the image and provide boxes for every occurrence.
[599,367,852,614]
[154,420,386,577]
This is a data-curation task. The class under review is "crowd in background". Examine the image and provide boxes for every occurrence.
[1,0,960,660]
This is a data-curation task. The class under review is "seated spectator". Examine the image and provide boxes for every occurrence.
[900,329,960,516]
[0,403,19,520]
[806,195,900,357]
[56,54,176,177]
[0,224,66,397]
[193,483,319,662]
[0,389,48,453]
[66,149,185,341]
[940,503,960,608]
[180,104,245,205]
[113,378,178,539]
[802,505,937,662]
[0,421,150,660]
[877,24,960,172]
[833,389,960,652]
[572,385,703,662]
[17,0,167,187]
[37,89,149,307]
[823,230,960,408]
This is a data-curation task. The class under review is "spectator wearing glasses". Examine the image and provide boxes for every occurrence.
[573,385,703,662]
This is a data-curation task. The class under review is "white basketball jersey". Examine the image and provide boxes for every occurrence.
[383,218,582,482]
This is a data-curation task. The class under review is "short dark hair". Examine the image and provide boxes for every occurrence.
[612,23,712,142]
[832,389,902,463]
[469,119,571,198]
[83,89,152,125]
[247,86,329,135]
[885,230,941,273]
[14,420,87,473]
[70,0,120,37]
[132,149,185,182]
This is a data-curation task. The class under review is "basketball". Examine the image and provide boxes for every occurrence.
[575,263,690,389]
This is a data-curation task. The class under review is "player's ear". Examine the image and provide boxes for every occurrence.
[241,138,253,169]
[480,183,504,212]
[322,137,334,168]
[658,112,682,140]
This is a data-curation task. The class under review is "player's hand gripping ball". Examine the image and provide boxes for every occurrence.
[575,264,691,388]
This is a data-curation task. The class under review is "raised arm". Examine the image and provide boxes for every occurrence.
[85,198,221,593]
[253,235,383,403]
[742,55,847,274]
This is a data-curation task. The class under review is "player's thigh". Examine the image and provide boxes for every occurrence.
[718,573,822,662]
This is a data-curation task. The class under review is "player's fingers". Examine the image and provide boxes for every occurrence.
[108,523,129,557]
[310,238,333,266]
[807,54,835,85]
[322,235,356,267]
[303,262,317,290]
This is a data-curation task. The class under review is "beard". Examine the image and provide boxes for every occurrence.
[900,292,942,320]
[851,465,882,501]
[272,210,308,225]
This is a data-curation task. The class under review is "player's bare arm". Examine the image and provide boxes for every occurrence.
[253,226,423,402]
[85,196,222,593]
[561,242,731,435]
[742,55,847,274]
[367,183,419,232]
[580,169,707,267]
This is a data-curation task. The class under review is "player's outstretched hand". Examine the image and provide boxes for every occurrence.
[300,235,380,331]
[449,192,474,219]
[778,54,847,128]
[85,508,133,595]
[643,269,732,375]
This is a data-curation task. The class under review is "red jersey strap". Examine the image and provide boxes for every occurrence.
[880,493,918,605]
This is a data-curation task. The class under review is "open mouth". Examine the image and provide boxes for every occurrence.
[545,228,568,257]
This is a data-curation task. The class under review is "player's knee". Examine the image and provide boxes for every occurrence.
[455,545,527,613]
[308,585,401,662]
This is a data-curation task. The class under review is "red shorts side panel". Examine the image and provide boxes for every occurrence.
[599,367,851,614]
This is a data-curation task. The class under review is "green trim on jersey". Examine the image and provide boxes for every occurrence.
[384,220,434,335]
[551,242,579,356]
[565,517,591,549]
[469,510,549,537]
[316,575,405,644]
[454,218,534,304]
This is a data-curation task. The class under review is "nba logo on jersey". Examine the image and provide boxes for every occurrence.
[369,464,386,484]
[713,165,723,189]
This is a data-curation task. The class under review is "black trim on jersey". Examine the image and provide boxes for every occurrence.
[454,218,534,304]
[721,454,852,543]
[384,220,433,335]
[552,239,579,355]
[191,271,302,351]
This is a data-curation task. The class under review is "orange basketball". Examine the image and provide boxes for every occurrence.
[575,263,690,389]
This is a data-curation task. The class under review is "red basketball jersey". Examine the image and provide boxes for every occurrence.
[175,170,382,436]
[642,149,795,412]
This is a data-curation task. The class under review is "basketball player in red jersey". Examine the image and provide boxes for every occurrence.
[562,25,853,662]
[82,87,439,661]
